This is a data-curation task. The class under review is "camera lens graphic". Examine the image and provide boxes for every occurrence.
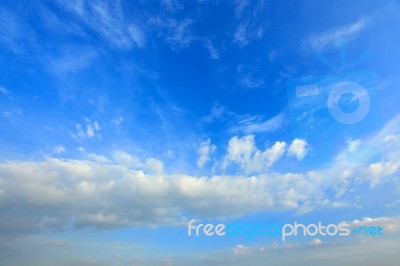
[327,81,371,124]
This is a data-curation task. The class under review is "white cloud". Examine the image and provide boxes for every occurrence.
[386,200,400,208]
[236,65,265,89]
[222,135,286,173]
[309,18,368,51]
[0,7,37,54]
[232,112,285,134]
[310,238,322,246]
[0,156,336,235]
[160,0,183,12]
[127,24,146,48]
[347,138,362,152]
[1,114,400,237]
[204,38,219,59]
[112,150,164,174]
[201,103,233,123]
[0,86,9,94]
[160,258,174,266]
[222,135,256,170]
[234,24,264,48]
[233,1,266,47]
[324,114,400,193]
[150,17,195,50]
[265,141,287,167]
[197,139,216,168]
[234,23,249,47]
[113,116,123,126]
[0,113,399,242]
[287,138,308,160]
[146,158,164,174]
[59,1,146,50]
[87,153,112,164]
[204,229,400,265]
[72,119,101,140]
[163,149,175,159]
[2,111,12,118]
[383,134,400,143]
[53,145,66,154]
[234,0,250,18]
[50,46,98,74]
[341,217,400,234]
[112,150,142,168]
[363,161,399,188]
[232,244,252,255]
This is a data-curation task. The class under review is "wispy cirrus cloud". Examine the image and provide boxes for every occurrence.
[59,0,146,50]
[0,85,9,95]
[234,0,250,18]
[234,23,264,48]
[233,0,266,47]
[201,103,234,124]
[160,0,183,12]
[309,18,368,51]
[149,17,195,50]
[49,46,98,74]
[231,112,286,134]
[204,38,219,59]
[236,64,266,89]
[0,7,38,54]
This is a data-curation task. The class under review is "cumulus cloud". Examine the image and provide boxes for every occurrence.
[72,119,101,139]
[146,158,164,174]
[363,161,399,188]
[197,139,216,168]
[112,150,164,174]
[287,138,308,160]
[0,125,399,238]
[232,244,252,255]
[204,228,400,266]
[222,135,286,173]
[340,217,400,234]
[112,150,142,168]
[53,145,66,154]
[310,238,322,246]
[0,114,399,241]
[0,157,336,236]
[87,153,112,164]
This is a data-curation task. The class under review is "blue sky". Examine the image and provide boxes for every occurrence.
[0,0,400,265]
